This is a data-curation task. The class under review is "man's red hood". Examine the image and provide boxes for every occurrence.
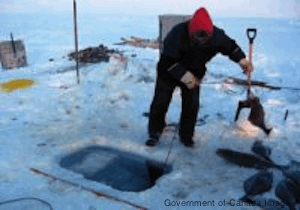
[189,7,213,36]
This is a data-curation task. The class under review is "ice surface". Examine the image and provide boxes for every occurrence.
[0,12,299,209]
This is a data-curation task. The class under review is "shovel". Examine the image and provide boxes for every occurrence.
[234,28,272,135]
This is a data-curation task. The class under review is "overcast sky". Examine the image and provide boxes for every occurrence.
[1,0,300,18]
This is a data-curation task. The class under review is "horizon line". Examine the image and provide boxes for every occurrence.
[0,11,298,19]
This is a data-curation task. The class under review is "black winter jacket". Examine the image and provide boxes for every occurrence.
[158,21,246,81]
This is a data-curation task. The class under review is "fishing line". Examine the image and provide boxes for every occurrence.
[0,197,53,210]
[159,118,206,173]
[160,122,179,173]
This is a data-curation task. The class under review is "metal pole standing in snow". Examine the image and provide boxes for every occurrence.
[73,0,80,84]
[10,32,16,56]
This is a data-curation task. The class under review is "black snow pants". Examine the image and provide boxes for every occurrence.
[148,75,200,141]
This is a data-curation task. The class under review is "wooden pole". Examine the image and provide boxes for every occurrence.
[73,0,80,84]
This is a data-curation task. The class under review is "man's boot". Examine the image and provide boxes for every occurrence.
[145,133,160,147]
[180,137,195,148]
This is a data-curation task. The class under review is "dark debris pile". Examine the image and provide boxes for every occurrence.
[68,44,122,63]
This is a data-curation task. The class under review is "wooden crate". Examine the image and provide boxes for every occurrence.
[158,14,191,54]
[0,40,27,70]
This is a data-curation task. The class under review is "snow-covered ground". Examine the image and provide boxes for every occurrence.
[0,13,300,210]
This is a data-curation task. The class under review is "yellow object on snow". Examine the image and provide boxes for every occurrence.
[0,79,35,93]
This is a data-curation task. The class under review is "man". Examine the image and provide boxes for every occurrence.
[146,7,253,147]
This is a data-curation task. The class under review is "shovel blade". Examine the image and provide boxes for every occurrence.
[248,97,272,135]
[234,100,251,122]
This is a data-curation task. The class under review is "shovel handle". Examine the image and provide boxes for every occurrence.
[247,28,256,63]
[247,28,257,45]
[246,28,257,99]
